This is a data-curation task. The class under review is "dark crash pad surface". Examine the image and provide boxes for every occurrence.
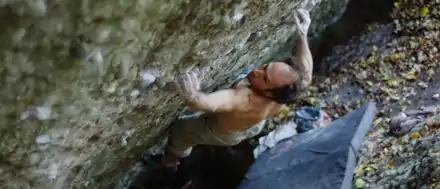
[238,102,376,189]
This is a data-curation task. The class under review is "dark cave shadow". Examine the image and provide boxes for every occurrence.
[310,0,395,74]
[171,141,256,189]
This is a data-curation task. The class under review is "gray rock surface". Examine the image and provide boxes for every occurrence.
[0,0,351,188]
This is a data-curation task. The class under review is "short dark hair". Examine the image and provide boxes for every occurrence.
[266,58,302,104]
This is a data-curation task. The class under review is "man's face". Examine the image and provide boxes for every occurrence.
[248,62,296,92]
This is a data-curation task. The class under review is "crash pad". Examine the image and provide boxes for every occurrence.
[238,102,376,189]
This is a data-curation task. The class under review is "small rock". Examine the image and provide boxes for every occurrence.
[432,93,439,100]
[417,82,428,88]
[95,27,112,43]
[11,28,26,43]
[150,85,159,91]
[27,152,42,165]
[105,82,118,94]
[154,77,167,88]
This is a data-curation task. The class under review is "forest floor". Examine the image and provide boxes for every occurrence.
[296,1,440,188]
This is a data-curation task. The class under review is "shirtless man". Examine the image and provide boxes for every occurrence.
[160,9,313,169]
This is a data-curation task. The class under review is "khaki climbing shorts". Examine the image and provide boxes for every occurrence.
[166,113,266,158]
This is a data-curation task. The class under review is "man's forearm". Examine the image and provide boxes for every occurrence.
[185,92,213,112]
[184,89,242,113]
[295,34,313,86]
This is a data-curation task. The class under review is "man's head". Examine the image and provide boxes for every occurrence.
[247,61,300,104]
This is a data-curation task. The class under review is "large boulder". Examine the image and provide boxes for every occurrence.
[0,0,351,188]
[238,102,376,189]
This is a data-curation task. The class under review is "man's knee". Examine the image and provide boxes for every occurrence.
[167,114,206,154]
[166,142,193,158]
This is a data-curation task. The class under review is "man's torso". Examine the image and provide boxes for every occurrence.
[215,79,285,133]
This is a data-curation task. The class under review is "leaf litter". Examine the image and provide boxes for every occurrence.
[279,0,440,188]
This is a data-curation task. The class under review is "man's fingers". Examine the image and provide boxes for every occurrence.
[173,79,185,95]
[292,13,300,26]
[190,72,201,91]
[174,74,184,86]
[198,69,205,81]
[293,9,311,35]
[297,9,311,24]
[175,67,205,97]
[190,72,202,90]
[184,66,195,74]
[183,73,193,91]
[297,9,309,18]
[294,16,305,35]
[295,10,306,21]
[188,72,198,87]
[173,72,202,98]
[192,67,200,74]
[198,72,205,81]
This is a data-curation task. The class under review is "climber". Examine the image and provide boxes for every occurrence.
[155,8,314,175]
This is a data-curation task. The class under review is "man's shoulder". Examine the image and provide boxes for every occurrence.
[222,87,253,110]
[232,86,253,97]
[231,78,251,88]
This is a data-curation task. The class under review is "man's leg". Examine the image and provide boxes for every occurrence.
[160,116,267,167]
[159,114,207,168]
[160,151,182,167]
[140,114,227,188]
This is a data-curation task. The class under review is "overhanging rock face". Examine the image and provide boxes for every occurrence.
[0,0,349,188]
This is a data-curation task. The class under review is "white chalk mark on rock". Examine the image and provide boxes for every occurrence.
[21,104,52,120]
[87,50,104,65]
[232,12,244,22]
[140,71,156,86]
[36,134,51,144]
[130,89,140,98]
[26,0,47,17]
[47,163,59,180]
[121,129,136,147]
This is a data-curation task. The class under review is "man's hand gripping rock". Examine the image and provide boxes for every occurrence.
[174,69,205,102]
[291,9,311,37]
